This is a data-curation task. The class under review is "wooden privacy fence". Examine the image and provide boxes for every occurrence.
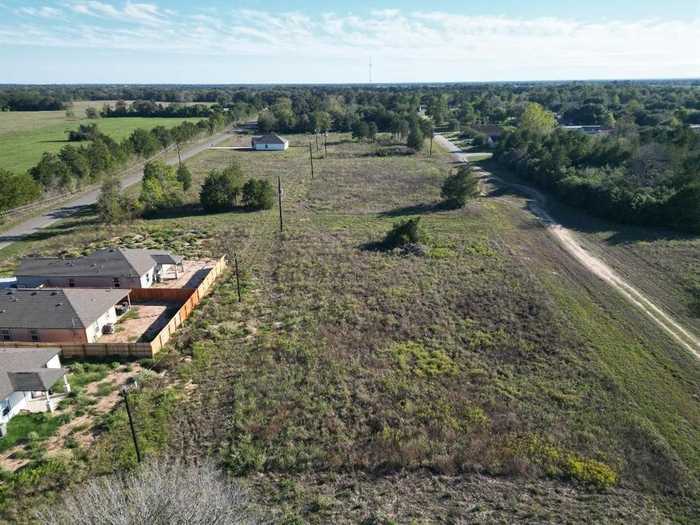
[0,256,227,359]
[148,257,227,354]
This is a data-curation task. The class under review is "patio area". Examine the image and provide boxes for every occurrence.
[99,301,182,343]
[153,258,218,290]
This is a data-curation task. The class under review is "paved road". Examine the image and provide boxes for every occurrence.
[435,133,700,359]
[0,129,236,252]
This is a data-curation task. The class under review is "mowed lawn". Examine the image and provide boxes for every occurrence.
[0,101,201,173]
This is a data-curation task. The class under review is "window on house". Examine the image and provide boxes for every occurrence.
[0,329,10,341]
[113,278,120,288]
[30,330,39,342]
[68,278,75,287]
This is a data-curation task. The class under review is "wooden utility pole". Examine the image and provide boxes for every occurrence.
[324,134,328,157]
[308,144,315,179]
[122,389,141,463]
[277,176,284,233]
[429,133,433,157]
[234,254,242,302]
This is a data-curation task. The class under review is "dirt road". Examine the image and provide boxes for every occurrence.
[435,134,700,359]
[0,128,237,252]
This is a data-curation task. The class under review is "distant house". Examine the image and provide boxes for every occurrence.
[16,248,184,289]
[0,347,69,436]
[251,133,289,151]
[471,125,504,146]
[560,125,611,136]
[0,288,130,344]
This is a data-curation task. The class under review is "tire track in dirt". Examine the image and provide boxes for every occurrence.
[435,134,700,359]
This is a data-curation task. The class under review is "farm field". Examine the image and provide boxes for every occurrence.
[0,133,698,523]
[0,100,202,174]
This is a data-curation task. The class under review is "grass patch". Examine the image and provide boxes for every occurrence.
[0,107,201,173]
[0,413,69,452]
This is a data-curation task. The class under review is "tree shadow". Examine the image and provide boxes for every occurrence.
[142,203,258,220]
[359,240,387,252]
[379,201,451,218]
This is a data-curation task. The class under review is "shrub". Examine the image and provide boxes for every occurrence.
[97,177,141,224]
[406,126,424,151]
[37,459,258,524]
[564,456,619,490]
[200,163,244,212]
[241,179,275,210]
[139,161,184,213]
[441,166,479,208]
[176,164,193,192]
[382,218,427,250]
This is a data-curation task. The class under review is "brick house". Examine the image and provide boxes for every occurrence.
[16,248,183,289]
[0,288,130,344]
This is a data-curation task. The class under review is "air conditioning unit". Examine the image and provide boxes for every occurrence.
[115,303,130,316]
[102,323,115,335]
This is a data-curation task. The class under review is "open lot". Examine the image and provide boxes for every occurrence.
[0,101,202,174]
[0,133,698,523]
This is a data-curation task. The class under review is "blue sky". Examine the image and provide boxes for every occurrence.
[0,1,698,83]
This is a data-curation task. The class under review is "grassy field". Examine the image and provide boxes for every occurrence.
[0,133,698,523]
[0,100,201,174]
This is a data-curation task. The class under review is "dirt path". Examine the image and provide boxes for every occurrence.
[435,134,700,359]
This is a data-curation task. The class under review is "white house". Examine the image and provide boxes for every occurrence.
[251,133,289,151]
[0,347,69,436]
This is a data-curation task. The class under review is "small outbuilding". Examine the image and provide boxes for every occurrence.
[251,133,289,151]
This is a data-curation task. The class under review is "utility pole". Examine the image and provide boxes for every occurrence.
[324,133,328,157]
[234,254,242,302]
[429,132,433,157]
[277,176,284,233]
[308,143,315,179]
[121,388,141,463]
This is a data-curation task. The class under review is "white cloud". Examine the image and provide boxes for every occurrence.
[15,6,61,18]
[1,8,699,80]
[69,1,164,25]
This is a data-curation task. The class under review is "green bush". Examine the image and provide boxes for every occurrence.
[139,160,184,212]
[564,456,619,489]
[176,163,193,191]
[200,163,244,212]
[382,218,427,249]
[241,178,275,210]
[441,166,479,208]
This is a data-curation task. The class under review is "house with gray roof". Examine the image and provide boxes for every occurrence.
[251,133,289,151]
[0,288,130,344]
[16,248,184,289]
[0,347,69,436]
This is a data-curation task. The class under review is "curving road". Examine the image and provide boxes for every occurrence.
[435,133,700,359]
[0,129,237,252]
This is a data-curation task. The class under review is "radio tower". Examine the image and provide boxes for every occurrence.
[369,57,372,83]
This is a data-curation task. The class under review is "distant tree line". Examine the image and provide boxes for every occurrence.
[101,100,215,118]
[495,105,700,232]
[0,90,66,111]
